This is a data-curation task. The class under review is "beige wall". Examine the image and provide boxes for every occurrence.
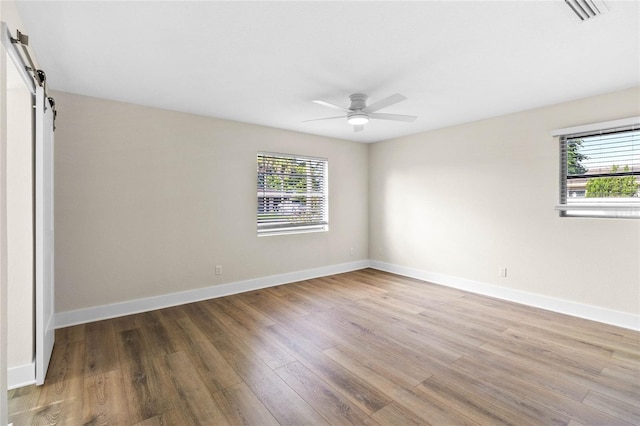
[7,83,33,368]
[3,0,36,377]
[370,87,640,315]
[53,88,640,317]
[2,0,35,412]
[1,2,8,419]
[53,91,369,313]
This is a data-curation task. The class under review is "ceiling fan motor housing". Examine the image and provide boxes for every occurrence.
[347,94,370,125]
[349,93,368,111]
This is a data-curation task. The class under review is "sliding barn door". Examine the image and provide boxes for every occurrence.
[35,85,55,385]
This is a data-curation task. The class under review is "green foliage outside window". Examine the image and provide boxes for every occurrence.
[585,165,639,198]
[567,139,588,175]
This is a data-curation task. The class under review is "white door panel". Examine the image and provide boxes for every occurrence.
[35,85,54,385]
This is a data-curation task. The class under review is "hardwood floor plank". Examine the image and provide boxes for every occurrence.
[183,302,232,341]
[454,346,590,402]
[201,305,297,369]
[171,317,243,393]
[275,361,379,425]
[206,296,276,330]
[598,365,640,404]
[335,339,430,387]
[383,385,480,426]
[213,382,280,426]
[117,328,147,372]
[264,323,392,415]
[370,401,432,426]
[214,334,328,425]
[164,351,229,424]
[111,312,149,333]
[9,269,639,425]
[31,340,85,425]
[460,292,627,345]
[84,319,120,376]
[416,378,506,426]
[82,368,130,425]
[231,288,271,305]
[322,345,421,394]
[479,337,602,379]
[300,278,358,305]
[503,322,616,359]
[286,282,341,311]
[583,389,640,425]
[273,310,338,352]
[155,304,189,323]
[500,327,610,374]
[319,275,387,299]
[55,323,85,344]
[610,338,640,364]
[248,291,310,321]
[388,299,504,346]
[453,353,634,426]
[379,319,465,363]
[336,323,453,382]
[431,298,514,333]
[263,283,294,297]
[8,385,41,425]
[323,303,400,335]
[306,314,438,385]
[480,339,640,407]
[366,292,427,314]
[132,408,197,426]
[138,311,180,356]
[120,351,180,423]
[422,357,570,425]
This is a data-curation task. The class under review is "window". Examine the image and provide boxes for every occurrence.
[553,117,639,218]
[257,152,328,235]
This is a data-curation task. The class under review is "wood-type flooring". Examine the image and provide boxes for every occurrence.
[8,268,640,425]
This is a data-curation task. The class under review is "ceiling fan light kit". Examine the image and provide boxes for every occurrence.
[347,112,369,126]
[305,92,417,132]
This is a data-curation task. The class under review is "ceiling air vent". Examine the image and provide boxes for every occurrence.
[564,0,608,21]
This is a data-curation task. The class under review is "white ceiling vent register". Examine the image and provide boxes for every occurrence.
[564,0,608,21]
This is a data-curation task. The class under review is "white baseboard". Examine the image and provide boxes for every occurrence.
[8,362,35,390]
[370,260,639,331]
[53,259,639,332]
[55,260,370,329]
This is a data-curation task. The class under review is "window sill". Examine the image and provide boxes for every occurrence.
[555,204,640,218]
[257,225,329,237]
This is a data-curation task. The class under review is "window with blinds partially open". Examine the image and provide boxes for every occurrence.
[257,152,328,235]
[557,122,639,218]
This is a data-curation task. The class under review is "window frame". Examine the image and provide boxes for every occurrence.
[552,117,640,219]
[256,151,329,236]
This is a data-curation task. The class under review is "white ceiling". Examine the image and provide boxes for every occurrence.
[15,1,640,143]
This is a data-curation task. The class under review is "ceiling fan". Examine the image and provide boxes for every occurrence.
[304,93,417,132]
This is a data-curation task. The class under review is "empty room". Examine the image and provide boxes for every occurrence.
[1,0,639,425]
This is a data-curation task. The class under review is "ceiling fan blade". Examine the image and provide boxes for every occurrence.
[354,125,365,132]
[364,94,407,113]
[312,100,349,112]
[302,115,346,123]
[369,112,417,122]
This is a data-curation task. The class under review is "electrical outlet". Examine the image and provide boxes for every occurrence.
[499,267,507,278]
[350,247,355,256]
[215,265,223,275]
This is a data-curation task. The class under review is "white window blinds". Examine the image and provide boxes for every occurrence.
[555,118,639,218]
[257,152,328,235]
